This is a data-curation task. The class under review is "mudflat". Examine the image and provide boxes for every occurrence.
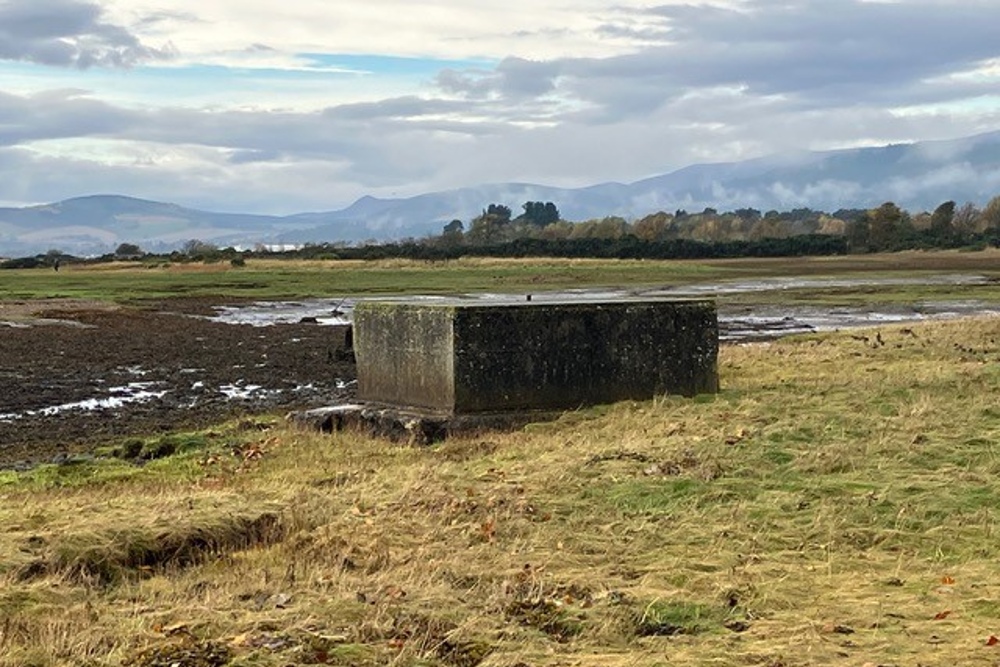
[0,297,356,468]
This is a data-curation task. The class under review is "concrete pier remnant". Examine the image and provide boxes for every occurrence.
[353,297,719,417]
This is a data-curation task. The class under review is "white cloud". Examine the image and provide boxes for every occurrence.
[0,0,999,213]
[103,0,666,62]
[0,0,175,68]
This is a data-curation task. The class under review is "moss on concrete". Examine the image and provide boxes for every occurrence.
[354,298,718,415]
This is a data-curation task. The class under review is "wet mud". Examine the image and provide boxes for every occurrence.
[3,282,998,470]
[0,298,356,469]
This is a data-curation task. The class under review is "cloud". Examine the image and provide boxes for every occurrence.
[618,1,1000,102]
[0,89,139,145]
[0,0,176,68]
[2,0,1000,215]
[325,96,467,122]
[433,0,1000,121]
[437,57,560,100]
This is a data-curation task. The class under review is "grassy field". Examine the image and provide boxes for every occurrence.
[0,257,726,302]
[2,251,1000,666]
[1,249,999,304]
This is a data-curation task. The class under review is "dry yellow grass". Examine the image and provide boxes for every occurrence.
[2,316,999,666]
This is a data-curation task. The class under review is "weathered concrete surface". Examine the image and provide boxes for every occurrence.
[353,298,718,416]
[288,404,560,445]
[353,303,455,412]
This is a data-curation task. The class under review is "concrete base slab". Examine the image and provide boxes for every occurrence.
[287,402,560,445]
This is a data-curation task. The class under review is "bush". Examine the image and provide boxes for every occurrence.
[1,256,44,269]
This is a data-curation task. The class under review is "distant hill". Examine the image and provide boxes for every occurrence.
[2,131,1000,256]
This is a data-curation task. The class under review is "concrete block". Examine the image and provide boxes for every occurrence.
[353,298,718,415]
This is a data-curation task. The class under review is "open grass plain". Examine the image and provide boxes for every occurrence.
[1,250,999,666]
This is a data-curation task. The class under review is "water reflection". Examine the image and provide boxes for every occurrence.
[202,273,999,341]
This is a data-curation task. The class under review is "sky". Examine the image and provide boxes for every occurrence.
[2,0,1000,214]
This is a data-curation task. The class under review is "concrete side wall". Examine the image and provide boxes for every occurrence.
[354,299,718,416]
[354,303,455,413]
[451,301,718,412]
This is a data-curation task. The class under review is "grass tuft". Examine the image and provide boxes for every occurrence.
[2,316,1000,665]
[635,599,727,636]
[15,511,284,587]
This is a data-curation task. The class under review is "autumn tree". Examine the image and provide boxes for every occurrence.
[569,216,628,240]
[815,214,847,236]
[632,211,674,241]
[467,204,513,244]
[748,216,791,240]
[952,202,981,236]
[536,220,574,240]
[978,196,1000,231]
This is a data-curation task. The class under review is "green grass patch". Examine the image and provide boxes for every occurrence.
[635,599,728,636]
[0,258,723,302]
[585,478,707,516]
[3,251,999,306]
[1,422,275,490]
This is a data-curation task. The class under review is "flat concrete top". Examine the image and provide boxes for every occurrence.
[355,296,715,309]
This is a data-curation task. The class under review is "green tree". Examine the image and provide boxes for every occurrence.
[485,204,512,222]
[45,248,65,270]
[114,242,144,258]
[867,202,912,251]
[181,239,219,258]
[845,217,871,252]
[733,208,761,221]
[518,201,558,227]
[519,201,560,227]
[544,202,559,224]
[926,201,955,244]
[442,219,464,235]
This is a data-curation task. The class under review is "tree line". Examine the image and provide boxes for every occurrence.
[321,197,998,260]
[434,198,1000,254]
[5,197,1000,269]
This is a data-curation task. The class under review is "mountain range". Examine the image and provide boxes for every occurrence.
[3,131,1000,257]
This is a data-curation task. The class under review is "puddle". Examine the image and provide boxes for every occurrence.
[719,300,1000,341]
[0,318,97,329]
[201,274,999,342]
[0,382,169,422]
[0,376,339,423]
[218,383,273,400]
[640,273,991,297]
[206,299,352,326]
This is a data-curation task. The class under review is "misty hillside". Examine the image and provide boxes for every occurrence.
[2,131,1000,256]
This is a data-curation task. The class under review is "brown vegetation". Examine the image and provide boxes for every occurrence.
[2,315,999,665]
